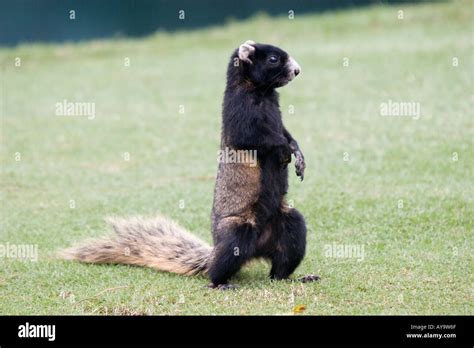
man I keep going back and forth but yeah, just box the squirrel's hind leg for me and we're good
[269,208,307,280]
[208,218,257,288]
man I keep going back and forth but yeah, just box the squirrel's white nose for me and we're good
[287,56,301,79]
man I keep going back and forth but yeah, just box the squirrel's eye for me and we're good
[268,55,279,64]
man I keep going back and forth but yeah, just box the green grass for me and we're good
[0,0,473,315]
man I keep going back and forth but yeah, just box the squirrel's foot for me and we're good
[294,151,306,181]
[206,283,239,290]
[299,274,321,283]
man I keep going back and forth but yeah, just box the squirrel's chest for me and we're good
[259,103,283,131]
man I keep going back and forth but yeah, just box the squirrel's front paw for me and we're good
[295,151,306,180]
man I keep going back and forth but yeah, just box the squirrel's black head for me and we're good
[232,40,301,89]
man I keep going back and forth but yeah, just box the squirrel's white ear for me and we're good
[238,40,256,64]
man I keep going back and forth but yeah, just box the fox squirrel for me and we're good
[61,41,320,289]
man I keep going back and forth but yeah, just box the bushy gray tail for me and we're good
[60,215,212,275]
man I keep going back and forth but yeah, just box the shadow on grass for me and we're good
[1,0,442,46]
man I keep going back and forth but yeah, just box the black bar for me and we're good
[0,316,472,346]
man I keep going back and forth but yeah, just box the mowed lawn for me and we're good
[0,0,472,315]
